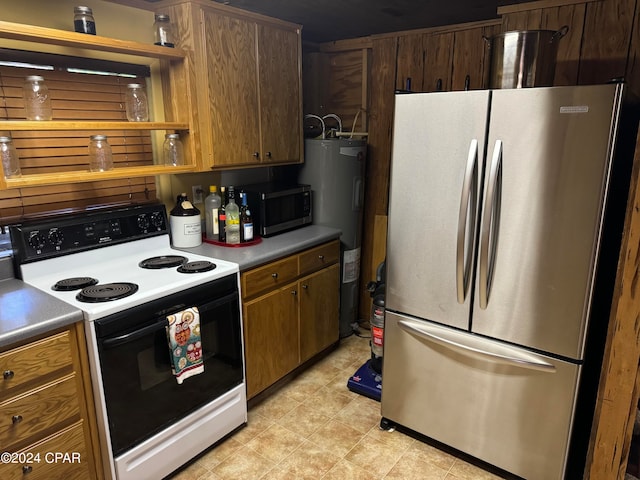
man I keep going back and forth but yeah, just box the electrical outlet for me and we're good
[192,185,203,204]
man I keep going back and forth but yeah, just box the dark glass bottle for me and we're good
[218,186,226,242]
[74,6,96,35]
[240,192,254,242]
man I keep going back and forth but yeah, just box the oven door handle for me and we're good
[102,319,169,348]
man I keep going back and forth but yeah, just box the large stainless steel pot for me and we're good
[485,26,568,88]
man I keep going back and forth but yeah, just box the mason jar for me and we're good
[23,75,53,121]
[89,135,114,172]
[163,133,184,166]
[74,6,96,35]
[153,14,175,48]
[0,136,21,178]
[125,83,149,122]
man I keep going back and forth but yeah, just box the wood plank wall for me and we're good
[303,0,640,477]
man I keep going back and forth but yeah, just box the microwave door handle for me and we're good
[102,319,169,348]
[456,139,479,304]
[479,139,503,309]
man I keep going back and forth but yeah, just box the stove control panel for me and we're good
[11,203,170,263]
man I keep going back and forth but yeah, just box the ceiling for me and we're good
[203,0,530,43]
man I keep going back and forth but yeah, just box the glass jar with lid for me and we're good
[163,133,184,166]
[89,135,113,172]
[23,75,53,121]
[153,14,175,48]
[0,136,21,178]
[125,83,149,122]
[74,6,96,35]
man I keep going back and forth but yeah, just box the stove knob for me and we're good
[28,232,45,251]
[150,212,164,229]
[48,229,64,247]
[137,214,150,231]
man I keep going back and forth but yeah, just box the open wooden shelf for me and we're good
[0,121,190,131]
[0,20,186,60]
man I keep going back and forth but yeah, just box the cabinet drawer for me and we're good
[298,240,340,276]
[0,421,90,480]
[242,256,298,298]
[0,373,80,449]
[0,332,73,396]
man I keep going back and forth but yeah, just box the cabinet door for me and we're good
[203,11,261,167]
[258,23,302,165]
[243,283,299,398]
[422,32,453,92]
[451,28,487,91]
[299,264,340,363]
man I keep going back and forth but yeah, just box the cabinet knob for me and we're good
[271,273,278,278]
[22,465,32,474]
[253,152,260,158]
[12,414,23,424]
[318,255,324,261]
[291,290,297,296]
[3,370,14,380]
[302,284,308,289]
[266,151,272,158]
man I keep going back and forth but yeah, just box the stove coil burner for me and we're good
[139,255,188,269]
[76,282,139,303]
[52,277,99,291]
[177,261,217,273]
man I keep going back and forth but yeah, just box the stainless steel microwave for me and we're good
[242,183,312,237]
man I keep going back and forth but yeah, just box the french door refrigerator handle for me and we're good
[479,139,503,309]
[456,139,479,303]
[398,319,556,372]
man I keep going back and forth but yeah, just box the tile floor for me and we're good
[168,333,505,480]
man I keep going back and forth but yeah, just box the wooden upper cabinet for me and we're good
[422,32,453,92]
[451,25,499,91]
[165,0,303,170]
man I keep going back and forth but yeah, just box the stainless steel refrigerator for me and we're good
[381,84,638,480]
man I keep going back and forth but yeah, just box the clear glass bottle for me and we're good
[23,76,53,121]
[125,84,149,122]
[225,186,240,245]
[74,6,96,35]
[163,133,184,166]
[204,185,222,241]
[0,136,21,178]
[218,186,227,242]
[153,14,175,48]
[89,135,113,172]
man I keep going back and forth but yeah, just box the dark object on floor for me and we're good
[347,359,382,401]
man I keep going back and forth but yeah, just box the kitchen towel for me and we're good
[166,306,204,384]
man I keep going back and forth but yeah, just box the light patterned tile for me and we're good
[232,411,274,445]
[344,435,406,477]
[211,445,275,480]
[307,419,366,457]
[276,403,332,438]
[277,375,325,403]
[304,386,354,418]
[197,437,244,470]
[333,397,381,434]
[403,440,457,471]
[385,451,449,480]
[251,392,302,420]
[275,440,338,479]
[246,423,306,463]
[362,423,414,451]
[168,460,216,479]
[321,459,381,480]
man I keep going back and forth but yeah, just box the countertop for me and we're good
[175,224,342,270]
[0,225,340,349]
[0,277,83,349]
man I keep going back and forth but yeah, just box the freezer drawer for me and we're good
[381,311,580,480]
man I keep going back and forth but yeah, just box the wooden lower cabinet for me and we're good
[0,324,101,479]
[242,240,340,399]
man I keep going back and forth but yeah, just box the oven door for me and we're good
[94,274,243,456]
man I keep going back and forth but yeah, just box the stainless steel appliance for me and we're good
[242,182,312,237]
[299,138,366,337]
[11,204,246,480]
[381,84,638,480]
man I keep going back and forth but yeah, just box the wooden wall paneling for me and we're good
[325,50,365,132]
[540,3,587,85]
[422,32,454,92]
[586,130,640,479]
[302,51,331,116]
[396,34,424,92]
[501,9,543,30]
[451,27,486,90]
[626,0,640,96]
[481,23,502,88]
[358,36,397,323]
[578,0,636,85]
